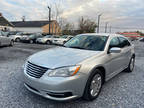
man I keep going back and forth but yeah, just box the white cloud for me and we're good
[0,0,144,32]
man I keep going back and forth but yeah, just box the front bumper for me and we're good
[23,69,87,101]
[36,40,46,44]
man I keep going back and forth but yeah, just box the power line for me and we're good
[100,26,144,30]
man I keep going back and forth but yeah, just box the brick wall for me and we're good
[42,21,61,35]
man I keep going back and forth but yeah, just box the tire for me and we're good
[30,40,33,44]
[83,69,103,101]
[10,40,14,46]
[46,40,51,45]
[15,38,20,42]
[126,56,135,72]
[63,41,67,44]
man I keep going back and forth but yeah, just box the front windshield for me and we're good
[64,35,108,51]
[29,35,35,38]
[0,31,2,36]
[53,36,60,38]
[16,32,22,35]
[61,35,68,38]
[1,32,9,36]
[45,35,52,38]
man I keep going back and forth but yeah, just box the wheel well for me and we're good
[47,40,51,42]
[96,67,106,84]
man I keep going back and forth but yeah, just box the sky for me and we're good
[0,0,144,32]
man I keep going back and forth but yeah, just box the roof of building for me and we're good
[11,20,56,27]
[0,15,14,27]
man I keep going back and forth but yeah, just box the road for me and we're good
[0,42,144,108]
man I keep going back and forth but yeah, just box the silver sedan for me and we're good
[23,33,135,101]
[0,31,14,46]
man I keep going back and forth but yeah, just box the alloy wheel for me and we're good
[90,74,102,97]
[130,58,135,71]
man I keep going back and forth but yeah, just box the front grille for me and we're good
[26,61,48,78]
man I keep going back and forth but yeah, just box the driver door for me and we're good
[106,37,124,79]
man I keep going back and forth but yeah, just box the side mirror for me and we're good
[109,47,121,53]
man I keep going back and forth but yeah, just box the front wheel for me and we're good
[126,56,135,72]
[83,69,103,101]
[10,40,14,46]
[30,40,33,44]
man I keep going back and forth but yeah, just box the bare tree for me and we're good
[53,0,65,34]
[62,22,74,35]
[78,17,97,33]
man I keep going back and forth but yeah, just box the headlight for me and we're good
[48,65,81,77]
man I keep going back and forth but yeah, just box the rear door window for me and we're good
[118,37,131,48]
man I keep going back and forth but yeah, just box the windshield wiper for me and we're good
[69,46,85,49]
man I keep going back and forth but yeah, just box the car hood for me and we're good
[28,47,101,69]
[53,38,67,41]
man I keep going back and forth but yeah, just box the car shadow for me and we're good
[0,45,11,48]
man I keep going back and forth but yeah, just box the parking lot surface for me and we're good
[0,42,144,108]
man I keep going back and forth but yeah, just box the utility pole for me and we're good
[105,22,108,33]
[109,26,112,33]
[48,6,51,35]
[21,16,25,22]
[97,14,102,33]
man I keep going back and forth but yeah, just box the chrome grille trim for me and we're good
[26,61,48,78]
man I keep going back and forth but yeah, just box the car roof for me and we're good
[80,33,124,37]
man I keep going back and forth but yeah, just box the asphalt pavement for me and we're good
[0,42,144,108]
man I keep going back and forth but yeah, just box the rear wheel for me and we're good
[83,69,103,101]
[15,38,20,42]
[126,56,135,72]
[46,40,51,45]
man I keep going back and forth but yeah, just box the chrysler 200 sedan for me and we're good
[23,33,135,101]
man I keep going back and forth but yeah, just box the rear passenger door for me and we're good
[118,37,132,66]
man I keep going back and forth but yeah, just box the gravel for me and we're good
[0,42,144,108]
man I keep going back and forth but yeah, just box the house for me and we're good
[11,20,61,35]
[0,13,14,31]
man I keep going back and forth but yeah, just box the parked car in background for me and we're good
[23,33,135,101]
[21,33,43,43]
[52,35,74,45]
[8,31,19,36]
[36,35,60,45]
[139,38,144,42]
[36,35,53,44]
[10,32,32,42]
[0,31,14,46]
